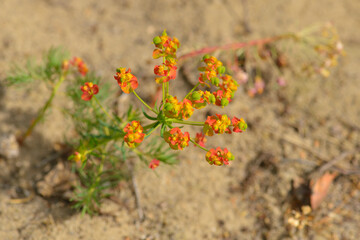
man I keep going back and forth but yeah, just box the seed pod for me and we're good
[153,36,162,45]
[217,66,226,74]
[211,77,219,86]
[221,98,229,107]
[203,54,211,61]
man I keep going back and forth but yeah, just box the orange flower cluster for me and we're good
[152,30,180,60]
[163,95,194,120]
[206,147,234,166]
[203,114,248,136]
[80,82,99,101]
[163,128,190,150]
[203,114,231,136]
[123,121,145,148]
[232,117,247,133]
[153,30,180,83]
[114,68,138,94]
[194,132,206,147]
[62,57,89,76]
[187,55,238,108]
[110,31,248,167]
[149,159,160,169]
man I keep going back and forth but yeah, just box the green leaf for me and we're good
[142,106,157,120]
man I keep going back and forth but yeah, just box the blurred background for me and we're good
[0,0,359,239]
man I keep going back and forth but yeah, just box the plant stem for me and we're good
[183,82,200,101]
[178,34,294,62]
[190,138,209,152]
[170,119,204,126]
[142,122,159,131]
[133,90,157,114]
[145,123,161,137]
[162,82,166,105]
[165,81,169,98]
[21,73,66,143]
[93,95,114,121]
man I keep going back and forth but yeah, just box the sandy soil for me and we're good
[0,0,359,239]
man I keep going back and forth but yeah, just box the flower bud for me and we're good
[210,77,219,86]
[208,94,216,104]
[203,54,211,61]
[164,102,174,111]
[191,91,201,101]
[221,98,229,107]
[217,66,226,74]
[153,36,162,45]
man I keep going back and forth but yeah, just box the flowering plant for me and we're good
[112,30,247,167]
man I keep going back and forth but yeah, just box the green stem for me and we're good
[142,122,159,131]
[165,81,169,98]
[93,95,113,121]
[21,73,66,142]
[170,119,204,126]
[133,90,157,114]
[183,82,200,101]
[190,138,209,152]
[162,83,166,106]
[145,123,161,136]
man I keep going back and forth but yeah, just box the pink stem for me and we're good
[179,35,289,62]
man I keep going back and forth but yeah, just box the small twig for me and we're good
[131,172,145,222]
[280,158,317,167]
[280,134,329,161]
[126,159,145,222]
[310,151,355,178]
[332,167,360,176]
[9,189,35,204]
[338,117,360,131]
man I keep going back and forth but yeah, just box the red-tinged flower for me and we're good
[277,77,286,86]
[203,114,231,136]
[212,90,231,107]
[77,61,89,76]
[123,121,145,148]
[163,128,190,150]
[180,99,194,120]
[80,82,99,101]
[254,76,265,94]
[152,30,180,59]
[187,90,207,109]
[248,88,257,97]
[163,95,182,119]
[198,55,225,86]
[114,68,138,93]
[70,57,88,76]
[203,91,216,105]
[194,132,207,147]
[154,60,178,83]
[205,147,234,166]
[220,74,238,93]
[62,60,69,71]
[233,67,248,84]
[232,117,248,133]
[149,159,160,169]
[73,152,82,162]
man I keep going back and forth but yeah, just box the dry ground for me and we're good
[0,0,359,239]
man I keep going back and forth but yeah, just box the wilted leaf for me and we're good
[310,172,338,209]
